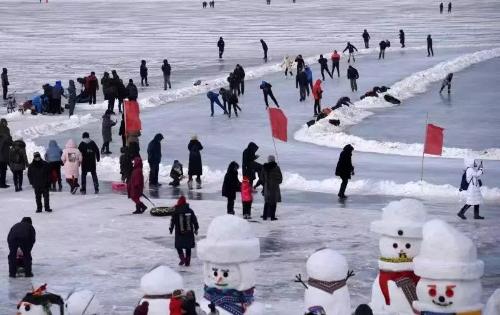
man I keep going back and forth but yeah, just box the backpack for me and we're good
[11,149,23,164]
[459,168,483,191]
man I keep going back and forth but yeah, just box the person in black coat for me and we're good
[242,142,259,184]
[260,39,268,62]
[127,79,138,101]
[427,35,434,57]
[318,55,333,81]
[347,65,359,92]
[27,152,52,212]
[0,120,13,188]
[362,29,370,48]
[161,59,172,90]
[169,196,199,266]
[439,2,444,13]
[294,54,305,88]
[7,217,36,277]
[296,70,308,102]
[335,144,354,199]
[234,64,245,95]
[222,161,241,214]
[261,155,282,220]
[343,42,358,63]
[140,60,149,87]
[1,68,9,100]
[379,40,389,59]
[260,81,279,108]
[78,132,100,194]
[399,30,405,48]
[147,133,163,187]
[217,37,225,59]
[120,146,133,182]
[188,136,203,189]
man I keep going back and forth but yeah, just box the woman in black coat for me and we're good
[222,161,241,214]
[335,144,354,199]
[187,136,203,189]
[261,155,282,221]
[169,196,199,267]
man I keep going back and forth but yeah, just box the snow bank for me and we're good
[295,48,500,160]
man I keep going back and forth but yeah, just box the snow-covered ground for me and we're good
[1,0,500,313]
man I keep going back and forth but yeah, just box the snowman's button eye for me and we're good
[25,304,31,311]
[405,243,411,249]
[398,230,403,236]
[213,271,218,277]
[428,288,437,297]
[393,243,398,248]
[223,271,229,278]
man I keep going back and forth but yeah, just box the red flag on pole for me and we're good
[268,108,288,142]
[124,100,142,134]
[424,124,444,155]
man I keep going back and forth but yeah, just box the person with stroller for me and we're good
[45,140,63,192]
[7,217,36,278]
[28,152,52,213]
[129,156,147,214]
[169,160,184,187]
[9,138,28,192]
[169,196,199,266]
[62,139,82,194]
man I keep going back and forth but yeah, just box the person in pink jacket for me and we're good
[241,176,253,219]
[61,139,82,194]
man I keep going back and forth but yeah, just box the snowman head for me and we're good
[203,262,255,291]
[65,290,101,315]
[16,290,64,315]
[16,302,43,315]
[379,235,421,261]
[140,265,184,295]
[416,278,482,312]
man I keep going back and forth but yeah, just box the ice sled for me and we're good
[149,206,175,217]
[384,94,401,105]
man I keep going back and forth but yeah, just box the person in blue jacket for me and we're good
[304,66,313,91]
[32,95,43,113]
[206,91,228,117]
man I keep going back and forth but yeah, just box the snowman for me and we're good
[65,290,101,314]
[197,215,264,315]
[413,219,484,315]
[16,284,64,315]
[370,199,427,315]
[302,248,353,315]
[485,289,500,315]
[139,265,184,315]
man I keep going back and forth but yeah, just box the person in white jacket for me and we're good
[457,157,484,219]
[61,139,82,194]
[281,55,295,77]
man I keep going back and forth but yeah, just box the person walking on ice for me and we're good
[335,144,355,199]
[343,42,358,63]
[439,73,453,94]
[318,54,333,80]
[399,29,405,48]
[188,136,203,190]
[427,35,434,57]
[169,196,199,266]
[347,65,359,92]
[457,157,484,220]
[217,37,225,59]
[260,81,280,108]
[362,29,370,48]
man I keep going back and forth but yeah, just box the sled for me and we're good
[384,94,401,105]
[150,206,175,217]
[111,181,127,193]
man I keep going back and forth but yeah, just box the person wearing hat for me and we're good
[261,155,282,220]
[8,138,28,192]
[147,133,164,188]
[101,109,117,155]
[187,136,203,189]
[28,152,52,213]
[78,132,100,194]
[7,217,36,277]
[169,196,199,266]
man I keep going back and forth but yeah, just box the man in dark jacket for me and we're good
[85,72,99,105]
[347,65,359,92]
[9,139,28,191]
[161,59,172,90]
[2,68,9,100]
[217,37,225,59]
[140,60,149,87]
[127,79,138,101]
[78,132,100,194]
[343,42,358,63]
[0,119,13,188]
[147,133,163,187]
[242,142,259,184]
[297,70,308,102]
[7,217,36,277]
[294,54,305,88]
[318,54,333,81]
[439,73,453,94]
[335,144,354,199]
[260,39,268,62]
[260,81,279,108]
[222,161,241,214]
[169,196,199,266]
[399,30,405,48]
[379,40,389,59]
[234,64,245,95]
[362,29,370,48]
[261,155,282,221]
[427,35,434,57]
[28,152,52,212]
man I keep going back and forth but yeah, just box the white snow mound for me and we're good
[140,265,184,295]
[306,248,349,281]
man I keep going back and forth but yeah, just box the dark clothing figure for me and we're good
[362,30,370,48]
[260,39,268,61]
[0,119,12,188]
[234,65,245,95]
[295,55,305,73]
[28,153,51,212]
[7,217,36,277]
[126,80,138,101]
[260,81,279,108]
[45,140,63,191]
[222,161,241,214]
[355,304,373,315]
[101,110,116,154]
[399,30,405,48]
[119,119,126,148]
[188,138,203,188]
[147,133,163,187]
[85,73,99,105]
[242,142,259,183]
[134,302,149,315]
[207,91,227,116]
[169,197,199,266]
[219,88,231,111]
[217,37,225,59]
[448,2,452,13]
[1,68,9,100]
[331,51,341,77]
[67,80,77,116]
[427,35,434,56]
[318,55,333,80]
[379,40,389,59]
[162,60,172,90]
[332,97,352,110]
[440,73,453,94]
[117,79,127,113]
[140,60,149,87]
[78,134,100,193]
[129,157,147,214]
[440,2,444,13]
[227,72,238,95]
[9,139,28,192]
[51,81,65,114]
[347,66,359,92]
[343,42,358,63]
[169,160,183,187]
[119,146,133,182]
[227,92,240,118]
[297,70,308,102]
[261,157,282,220]
[335,144,354,198]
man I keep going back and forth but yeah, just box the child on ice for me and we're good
[241,176,253,219]
[169,160,184,187]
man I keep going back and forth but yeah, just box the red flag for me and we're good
[424,124,444,155]
[124,100,142,133]
[268,108,288,142]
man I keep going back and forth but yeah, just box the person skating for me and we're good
[234,64,245,95]
[140,60,149,87]
[126,79,138,101]
[45,140,63,191]
[217,37,225,59]
[67,80,77,117]
[318,54,333,80]
[241,175,253,219]
[331,50,341,77]
[227,72,238,96]
[427,34,434,56]
[9,139,28,192]
[457,158,484,219]
[61,139,82,194]
[222,161,241,215]
[1,68,9,100]
[448,1,452,13]
[399,29,405,48]
[78,132,100,194]
[260,81,279,108]
[362,29,370,48]
[28,152,52,212]
[219,87,230,110]
[439,2,444,13]
[188,136,203,189]
[147,133,164,188]
[227,91,240,118]
[312,79,323,116]
[335,144,354,199]
[129,156,147,214]
[260,39,268,62]
[120,146,133,183]
[169,196,199,266]
[297,69,308,102]
[101,109,117,155]
[343,42,358,63]
[281,55,294,77]
[242,142,259,186]
[0,118,12,188]
[207,91,227,117]
[347,65,359,92]
[85,71,99,105]
[161,59,172,90]
[7,217,36,278]
[378,40,389,59]
[169,160,184,187]
[261,155,282,221]
[439,73,453,94]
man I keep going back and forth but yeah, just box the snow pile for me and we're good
[295,48,500,160]
[140,265,183,295]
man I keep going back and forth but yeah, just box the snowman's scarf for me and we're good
[204,285,255,315]
[307,277,347,294]
[379,270,419,306]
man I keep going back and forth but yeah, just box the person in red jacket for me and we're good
[84,72,99,105]
[312,79,323,116]
[128,156,147,214]
[241,176,253,219]
[169,289,184,315]
[331,50,341,77]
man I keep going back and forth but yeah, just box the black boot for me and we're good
[473,206,484,220]
[457,205,469,220]
[132,204,142,214]
[140,202,148,213]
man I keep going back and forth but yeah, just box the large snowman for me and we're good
[370,199,427,315]
[413,219,484,315]
[197,215,264,315]
[303,248,352,315]
[139,265,184,315]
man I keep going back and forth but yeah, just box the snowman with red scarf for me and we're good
[197,215,264,315]
[370,199,428,314]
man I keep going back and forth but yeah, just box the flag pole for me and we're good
[420,112,429,182]
[267,108,280,164]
